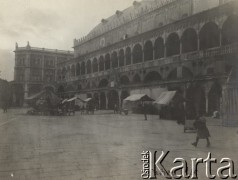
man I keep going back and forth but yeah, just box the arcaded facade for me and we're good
[56,0,237,117]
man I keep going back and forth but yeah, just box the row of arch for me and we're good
[58,15,238,80]
[71,67,192,90]
[90,82,222,117]
[58,81,222,117]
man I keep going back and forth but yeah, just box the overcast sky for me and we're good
[0,0,135,80]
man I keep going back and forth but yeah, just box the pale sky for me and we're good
[0,0,135,80]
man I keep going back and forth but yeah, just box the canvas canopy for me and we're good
[25,91,45,100]
[61,99,68,104]
[123,94,154,102]
[84,98,92,102]
[67,97,77,102]
[153,91,176,105]
[26,90,61,107]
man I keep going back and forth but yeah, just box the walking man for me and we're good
[192,116,211,147]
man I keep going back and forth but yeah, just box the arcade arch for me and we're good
[99,92,106,109]
[99,56,104,71]
[98,79,109,88]
[133,44,143,64]
[120,75,130,85]
[86,60,91,74]
[81,62,85,75]
[76,63,80,76]
[119,49,124,67]
[144,40,153,61]
[181,28,198,53]
[144,71,162,83]
[112,51,118,68]
[199,22,220,50]
[133,74,141,84]
[125,47,132,65]
[107,90,119,109]
[166,33,180,56]
[105,53,111,70]
[93,58,98,73]
[222,15,238,45]
[154,37,164,59]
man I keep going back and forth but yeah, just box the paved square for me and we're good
[0,109,237,179]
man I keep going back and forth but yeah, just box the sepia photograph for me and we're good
[0,0,238,179]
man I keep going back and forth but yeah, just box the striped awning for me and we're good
[153,91,176,105]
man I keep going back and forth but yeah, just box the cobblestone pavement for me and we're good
[0,109,237,180]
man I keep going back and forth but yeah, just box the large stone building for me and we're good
[56,0,238,117]
[13,42,73,106]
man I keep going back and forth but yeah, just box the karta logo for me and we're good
[141,151,237,179]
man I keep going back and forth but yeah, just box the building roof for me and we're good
[14,42,74,55]
[85,0,174,40]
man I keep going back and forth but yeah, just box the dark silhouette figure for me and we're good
[143,102,147,120]
[175,103,185,125]
[192,116,211,147]
[114,104,118,114]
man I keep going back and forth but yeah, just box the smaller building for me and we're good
[0,79,12,109]
[12,42,73,106]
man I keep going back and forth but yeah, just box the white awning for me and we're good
[84,98,92,102]
[123,94,154,102]
[25,91,45,100]
[67,97,77,102]
[153,91,176,105]
[61,99,68,104]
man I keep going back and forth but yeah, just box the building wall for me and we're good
[56,0,238,117]
[13,43,73,106]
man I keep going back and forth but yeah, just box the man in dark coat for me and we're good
[175,103,185,125]
[192,116,211,147]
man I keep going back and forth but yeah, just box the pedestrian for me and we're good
[192,116,211,147]
[114,104,118,114]
[143,102,147,120]
[81,105,85,115]
[175,103,185,125]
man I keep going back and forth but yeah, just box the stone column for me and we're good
[180,42,182,54]
[118,89,122,108]
[98,93,101,110]
[205,88,209,115]
[105,91,108,109]
[23,83,29,107]
[197,36,200,51]
[219,29,222,47]
[124,49,126,66]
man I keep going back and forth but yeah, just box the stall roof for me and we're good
[154,91,176,105]
[84,98,92,102]
[25,91,45,100]
[61,99,68,104]
[123,94,154,102]
[67,97,77,102]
